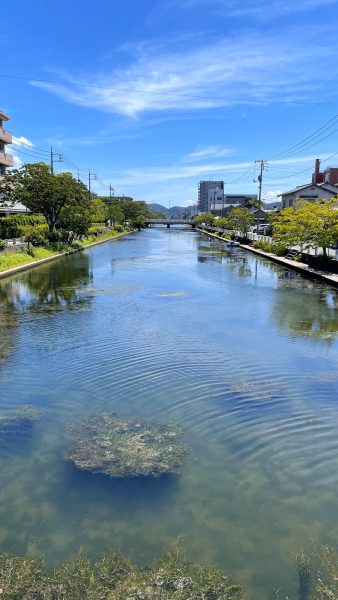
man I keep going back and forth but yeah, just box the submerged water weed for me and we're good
[0,405,43,434]
[66,413,189,478]
[0,547,246,599]
[296,545,338,600]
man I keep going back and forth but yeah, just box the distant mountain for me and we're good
[264,201,281,209]
[148,203,193,217]
[148,203,169,216]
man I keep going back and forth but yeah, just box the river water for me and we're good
[1,228,338,598]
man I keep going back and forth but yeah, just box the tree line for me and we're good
[194,199,338,258]
[0,163,154,245]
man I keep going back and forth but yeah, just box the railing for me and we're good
[0,127,12,144]
[0,151,13,167]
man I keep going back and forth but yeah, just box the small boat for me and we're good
[226,240,240,248]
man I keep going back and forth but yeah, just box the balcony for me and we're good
[0,152,13,167]
[0,127,12,144]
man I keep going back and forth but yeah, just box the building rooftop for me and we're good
[0,110,10,121]
[279,182,338,196]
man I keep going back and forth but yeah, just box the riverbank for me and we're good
[197,227,338,289]
[0,229,132,281]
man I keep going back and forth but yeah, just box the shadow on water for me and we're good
[54,462,180,513]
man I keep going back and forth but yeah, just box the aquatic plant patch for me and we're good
[0,405,43,434]
[0,546,245,599]
[66,413,189,478]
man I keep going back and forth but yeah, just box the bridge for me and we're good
[145,218,196,228]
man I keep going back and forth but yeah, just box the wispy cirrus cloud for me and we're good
[167,0,338,20]
[30,25,338,118]
[109,153,324,187]
[185,146,232,162]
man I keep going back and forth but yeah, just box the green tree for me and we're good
[58,202,92,243]
[90,199,109,224]
[107,200,124,227]
[226,207,253,237]
[0,163,88,235]
[193,212,214,225]
[273,199,338,258]
[120,200,152,225]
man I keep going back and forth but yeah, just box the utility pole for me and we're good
[109,182,114,201]
[88,169,97,199]
[50,146,63,174]
[255,160,266,235]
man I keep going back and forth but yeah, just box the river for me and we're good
[1,228,338,598]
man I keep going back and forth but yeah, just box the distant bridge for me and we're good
[145,218,196,228]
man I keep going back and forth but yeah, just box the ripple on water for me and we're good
[1,229,338,600]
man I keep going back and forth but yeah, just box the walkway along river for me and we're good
[1,227,338,599]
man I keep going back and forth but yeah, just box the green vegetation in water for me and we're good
[0,405,43,434]
[296,545,338,600]
[66,413,190,478]
[0,545,245,599]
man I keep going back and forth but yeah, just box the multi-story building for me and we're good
[207,187,224,212]
[0,110,13,178]
[198,181,224,212]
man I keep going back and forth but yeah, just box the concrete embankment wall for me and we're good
[197,227,338,290]
[0,231,132,282]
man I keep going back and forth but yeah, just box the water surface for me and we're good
[1,228,338,599]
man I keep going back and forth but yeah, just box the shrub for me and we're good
[115,224,124,232]
[252,240,274,252]
[252,240,288,256]
[0,240,6,251]
[88,225,105,236]
[19,224,48,246]
[0,214,46,239]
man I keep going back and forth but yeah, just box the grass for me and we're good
[0,229,129,273]
[0,545,246,599]
[79,229,120,247]
[66,412,190,478]
[0,247,58,272]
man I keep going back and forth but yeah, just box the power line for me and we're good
[265,114,338,161]
[1,71,338,106]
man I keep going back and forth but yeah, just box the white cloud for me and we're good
[109,154,322,187]
[30,26,338,117]
[9,136,34,169]
[95,152,325,206]
[12,135,34,148]
[185,146,232,162]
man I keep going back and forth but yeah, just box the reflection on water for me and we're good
[1,230,338,599]
[272,273,338,341]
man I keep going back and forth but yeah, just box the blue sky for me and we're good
[2,0,338,206]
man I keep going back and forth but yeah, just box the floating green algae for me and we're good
[66,413,189,478]
[0,405,43,434]
[0,545,245,599]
